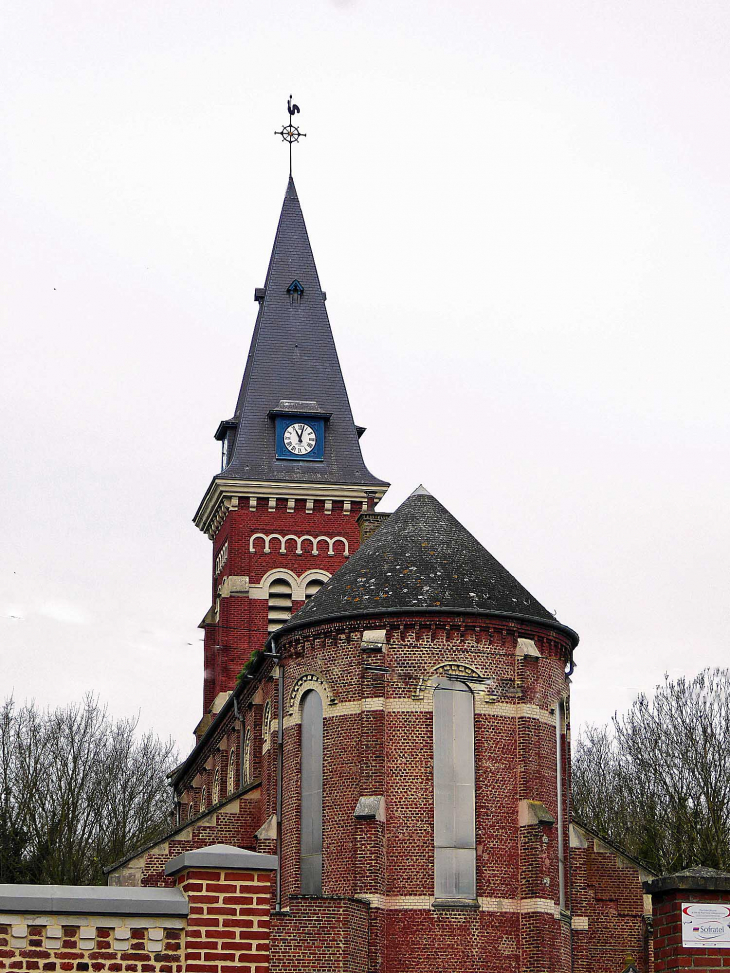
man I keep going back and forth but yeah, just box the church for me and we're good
[99,174,657,972]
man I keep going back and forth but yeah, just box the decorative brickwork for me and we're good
[0,917,184,973]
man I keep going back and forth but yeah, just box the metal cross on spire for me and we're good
[275,95,306,176]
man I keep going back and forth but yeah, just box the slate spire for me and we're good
[219,177,387,489]
[279,488,579,644]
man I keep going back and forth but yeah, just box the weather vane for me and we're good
[275,95,306,176]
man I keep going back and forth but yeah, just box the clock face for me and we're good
[283,422,317,456]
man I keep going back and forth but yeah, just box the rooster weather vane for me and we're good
[275,95,306,176]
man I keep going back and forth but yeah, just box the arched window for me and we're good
[228,749,236,795]
[242,728,252,784]
[304,578,325,600]
[200,786,207,811]
[433,678,476,899]
[300,690,324,895]
[268,578,293,632]
[188,801,195,821]
[262,701,271,740]
[212,769,220,806]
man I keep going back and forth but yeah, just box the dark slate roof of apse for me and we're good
[219,177,387,488]
[277,486,578,644]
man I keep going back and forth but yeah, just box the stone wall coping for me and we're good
[165,843,278,876]
[644,866,730,895]
[0,884,188,916]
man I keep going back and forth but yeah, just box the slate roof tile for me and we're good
[279,486,578,644]
[220,177,387,488]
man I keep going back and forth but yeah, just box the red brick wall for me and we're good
[269,897,369,973]
[272,613,573,973]
[202,498,363,712]
[569,825,653,973]
[177,867,272,973]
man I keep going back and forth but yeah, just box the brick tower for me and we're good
[193,176,389,730]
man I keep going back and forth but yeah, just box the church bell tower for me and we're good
[193,177,389,727]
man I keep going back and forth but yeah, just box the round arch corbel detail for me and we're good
[413,661,492,701]
[288,672,337,716]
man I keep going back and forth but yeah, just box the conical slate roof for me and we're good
[222,177,386,488]
[280,486,578,644]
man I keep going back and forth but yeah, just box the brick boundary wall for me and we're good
[645,868,730,972]
[0,916,184,973]
[0,846,276,973]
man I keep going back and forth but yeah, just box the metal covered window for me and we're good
[433,678,476,899]
[300,689,323,895]
[268,578,293,632]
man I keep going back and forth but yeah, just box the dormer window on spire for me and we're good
[287,279,304,306]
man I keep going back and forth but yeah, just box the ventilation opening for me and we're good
[304,578,326,601]
[268,578,293,632]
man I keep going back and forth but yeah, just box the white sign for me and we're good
[682,903,730,948]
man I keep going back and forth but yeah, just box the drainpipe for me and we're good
[564,695,575,973]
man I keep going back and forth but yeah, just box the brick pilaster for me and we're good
[165,845,276,973]
[646,868,730,972]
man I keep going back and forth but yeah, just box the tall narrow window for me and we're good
[212,769,220,805]
[268,579,293,632]
[304,578,325,601]
[242,728,252,784]
[300,690,323,895]
[227,749,236,795]
[433,678,476,899]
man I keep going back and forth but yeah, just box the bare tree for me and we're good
[0,695,177,885]
[573,668,730,875]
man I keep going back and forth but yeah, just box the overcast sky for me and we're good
[2,0,728,755]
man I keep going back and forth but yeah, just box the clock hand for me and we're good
[297,425,304,443]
